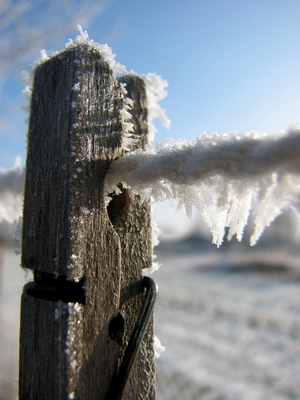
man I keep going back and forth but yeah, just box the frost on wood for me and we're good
[20,25,127,125]
[66,26,171,146]
[65,25,127,75]
[154,335,165,359]
[142,73,170,142]
[5,27,170,259]
[106,128,300,246]
[118,82,136,152]
[142,213,162,276]
[20,26,168,152]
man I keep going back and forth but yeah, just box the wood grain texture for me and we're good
[109,75,156,399]
[22,45,123,280]
[19,289,79,399]
[20,47,155,399]
[20,45,123,399]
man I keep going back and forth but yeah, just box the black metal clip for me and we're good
[107,276,157,400]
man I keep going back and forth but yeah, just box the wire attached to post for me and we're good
[107,276,157,400]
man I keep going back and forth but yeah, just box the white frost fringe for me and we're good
[66,25,127,74]
[5,129,300,248]
[142,73,170,142]
[106,127,300,246]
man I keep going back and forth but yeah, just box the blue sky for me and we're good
[1,0,300,239]
[1,1,300,169]
[89,1,300,137]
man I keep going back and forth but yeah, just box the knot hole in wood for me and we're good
[107,188,131,230]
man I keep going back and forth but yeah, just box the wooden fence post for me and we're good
[19,44,155,399]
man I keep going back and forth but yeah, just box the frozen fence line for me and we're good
[2,26,300,247]
[0,158,24,225]
[2,129,300,247]
[106,128,300,246]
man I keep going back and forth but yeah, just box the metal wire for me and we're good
[108,276,157,400]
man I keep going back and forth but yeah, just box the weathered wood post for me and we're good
[19,43,155,399]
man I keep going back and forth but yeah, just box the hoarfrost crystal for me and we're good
[142,73,170,142]
[106,128,300,246]
[66,25,127,75]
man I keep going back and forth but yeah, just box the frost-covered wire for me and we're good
[0,158,24,225]
[106,128,300,246]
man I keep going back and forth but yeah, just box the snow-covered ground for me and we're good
[154,245,300,400]
[0,247,25,400]
[1,244,300,400]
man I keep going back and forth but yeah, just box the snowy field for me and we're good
[1,244,300,400]
[0,247,24,400]
[154,244,300,400]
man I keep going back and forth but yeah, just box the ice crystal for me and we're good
[106,128,300,246]
[65,25,127,75]
[142,73,170,142]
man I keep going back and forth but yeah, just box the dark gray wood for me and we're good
[109,75,156,399]
[19,290,74,399]
[20,45,123,399]
[22,45,123,281]
[20,46,155,399]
